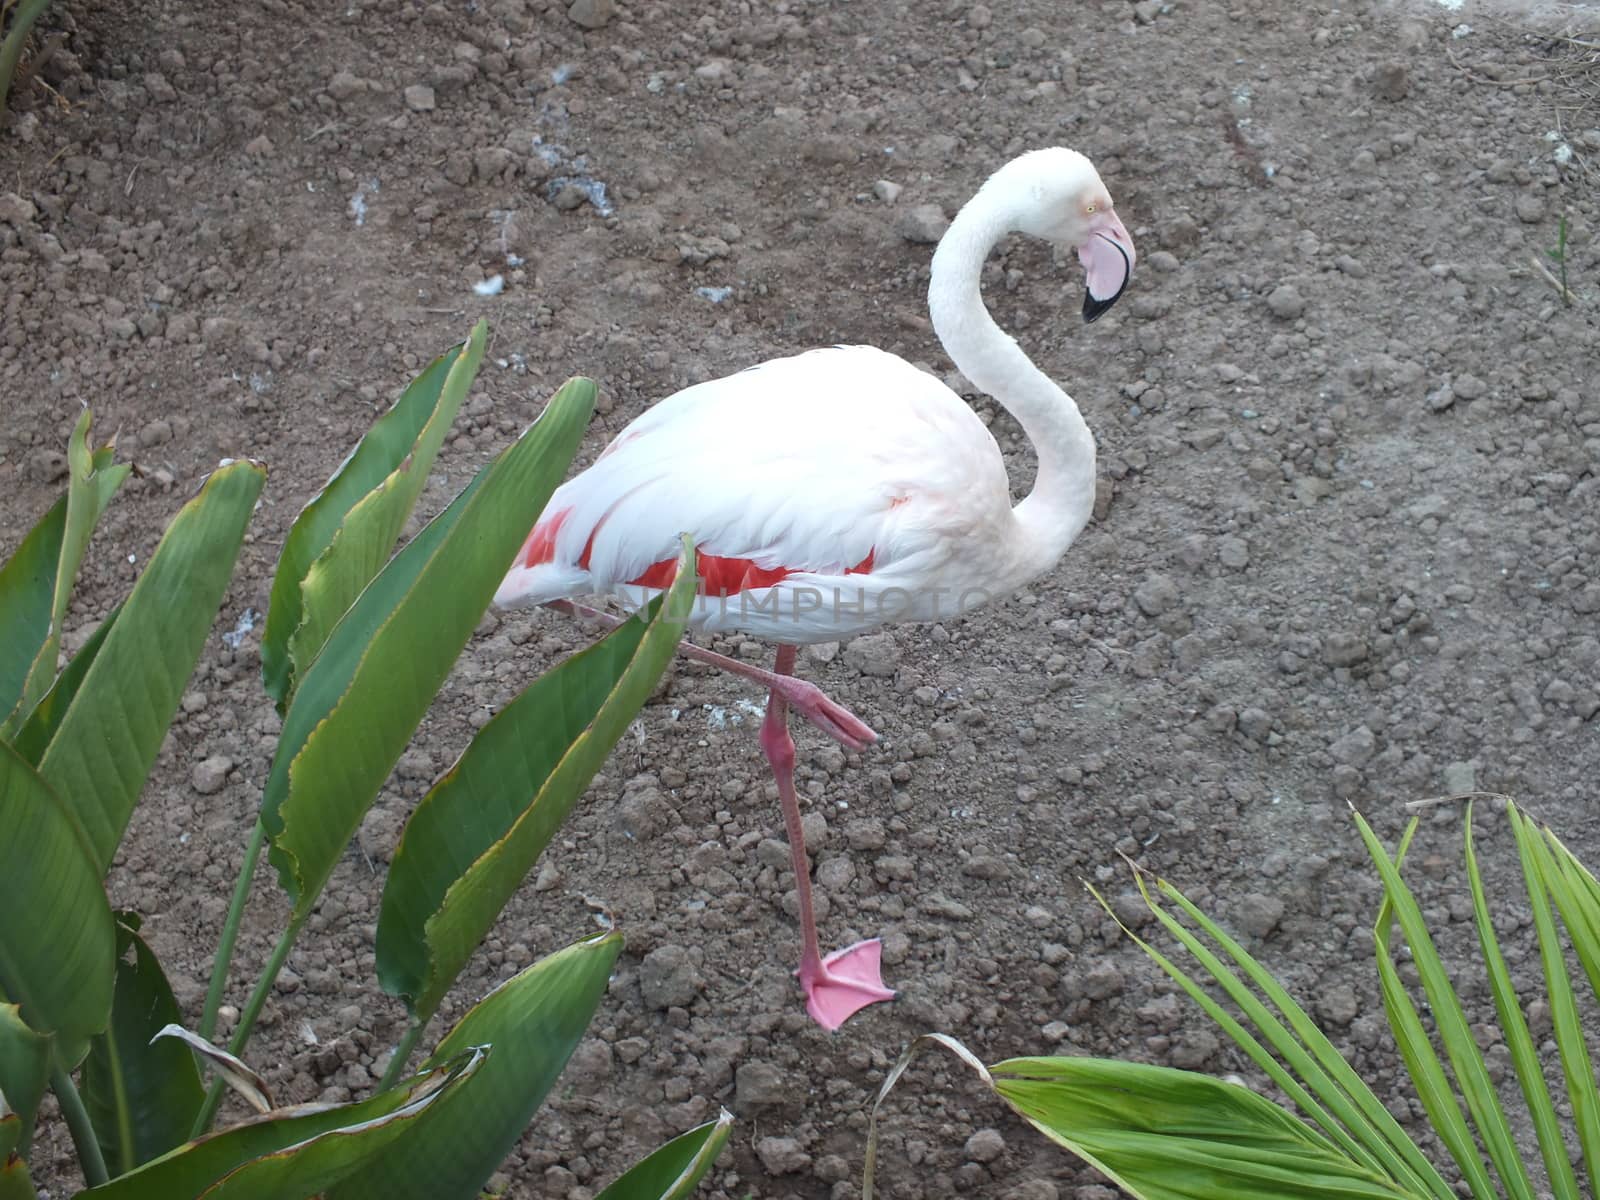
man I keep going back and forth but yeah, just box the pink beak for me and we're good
[1078,210,1136,323]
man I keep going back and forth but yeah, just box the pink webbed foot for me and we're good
[798,939,896,1032]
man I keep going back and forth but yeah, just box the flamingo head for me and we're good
[993,147,1137,323]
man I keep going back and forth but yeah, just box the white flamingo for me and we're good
[497,147,1135,1031]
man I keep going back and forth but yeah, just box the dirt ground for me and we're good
[4,0,1599,1196]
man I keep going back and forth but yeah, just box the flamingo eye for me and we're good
[1085,203,1096,214]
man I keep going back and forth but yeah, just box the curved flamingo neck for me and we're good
[927,189,1097,576]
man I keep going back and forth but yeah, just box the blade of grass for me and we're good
[1538,826,1600,1002]
[1462,803,1580,1199]
[1512,809,1600,1190]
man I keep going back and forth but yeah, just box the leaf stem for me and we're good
[377,1017,430,1092]
[199,819,267,1043]
[189,904,310,1137]
[51,1060,108,1188]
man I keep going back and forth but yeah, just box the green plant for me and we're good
[1546,212,1573,306]
[0,323,731,1199]
[865,800,1599,1199]
[0,0,54,125]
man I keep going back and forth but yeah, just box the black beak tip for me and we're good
[1082,291,1118,323]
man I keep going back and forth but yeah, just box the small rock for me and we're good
[1515,193,1544,224]
[567,0,615,29]
[1322,632,1369,667]
[139,418,173,447]
[735,1061,788,1108]
[0,192,37,227]
[639,944,701,1009]
[1319,983,1359,1025]
[1238,707,1272,740]
[756,1135,810,1175]
[1170,1030,1220,1069]
[967,4,993,29]
[896,203,949,244]
[845,633,897,678]
[1329,725,1377,767]
[1373,61,1410,101]
[873,179,903,204]
[964,1127,1005,1163]
[403,84,436,112]
[1133,573,1179,617]
[1217,536,1250,569]
[328,69,363,99]
[1442,761,1476,793]
[191,756,233,795]
[1133,0,1162,23]
[1234,892,1285,937]
[243,135,274,157]
[1081,960,1124,1000]
[1266,284,1305,320]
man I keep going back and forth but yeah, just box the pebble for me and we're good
[638,944,701,1009]
[1234,892,1285,937]
[1218,536,1249,569]
[1133,573,1179,617]
[1329,725,1377,767]
[896,203,949,244]
[1133,0,1162,23]
[1322,632,1369,667]
[403,84,436,112]
[1266,284,1305,320]
[1319,983,1359,1025]
[873,179,903,204]
[755,1135,810,1175]
[963,1127,1005,1163]
[328,70,363,100]
[1373,62,1410,101]
[967,4,993,29]
[735,1060,788,1108]
[568,0,615,29]
[845,633,897,677]
[1442,761,1476,793]
[1515,194,1544,224]
[0,192,37,227]
[191,756,233,795]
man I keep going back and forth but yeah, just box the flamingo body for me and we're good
[496,346,1016,641]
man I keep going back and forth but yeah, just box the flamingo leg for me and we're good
[760,644,895,1031]
[545,600,878,751]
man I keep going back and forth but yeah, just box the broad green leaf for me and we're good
[8,603,120,767]
[378,543,694,1023]
[1464,806,1581,1200]
[594,1110,733,1200]
[0,1144,36,1200]
[989,1057,1419,1200]
[0,1005,49,1155]
[82,1048,482,1200]
[0,741,114,1046]
[263,326,484,712]
[0,423,126,733]
[81,916,206,1176]
[1357,813,1533,1200]
[1512,810,1600,1189]
[262,378,595,920]
[329,930,622,1200]
[37,460,266,873]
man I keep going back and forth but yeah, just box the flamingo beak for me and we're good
[1078,210,1136,323]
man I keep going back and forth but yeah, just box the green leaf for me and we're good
[989,1057,1420,1200]
[0,1144,37,1200]
[0,741,114,1047]
[1091,873,1450,1199]
[377,541,694,1023]
[262,326,484,713]
[329,930,622,1200]
[36,460,265,873]
[81,915,206,1176]
[1464,806,1581,1200]
[8,603,120,767]
[1511,810,1600,1190]
[0,1004,50,1156]
[262,378,595,920]
[594,1111,733,1200]
[0,419,127,734]
[81,1049,482,1200]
